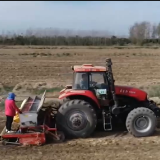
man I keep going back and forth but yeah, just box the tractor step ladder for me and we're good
[102,110,112,131]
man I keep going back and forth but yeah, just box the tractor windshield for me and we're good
[72,72,106,90]
[89,72,106,89]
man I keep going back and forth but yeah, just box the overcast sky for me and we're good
[0,1,160,36]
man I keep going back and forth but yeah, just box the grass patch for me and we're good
[19,52,52,57]
[3,85,14,92]
[148,85,160,97]
[114,46,124,49]
[16,101,22,107]
[132,53,137,56]
[56,53,72,57]
[139,86,144,90]
[33,87,64,95]
[0,101,4,110]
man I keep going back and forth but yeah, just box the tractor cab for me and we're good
[72,66,110,106]
[71,59,117,106]
[60,59,118,114]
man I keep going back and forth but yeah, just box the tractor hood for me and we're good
[59,85,147,102]
[115,85,147,101]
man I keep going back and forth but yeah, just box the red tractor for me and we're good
[56,58,160,138]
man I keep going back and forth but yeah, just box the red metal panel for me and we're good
[2,125,57,146]
[115,85,147,101]
[59,90,100,108]
[2,132,42,138]
[73,65,106,72]
[19,133,46,145]
[22,98,34,112]
[19,125,57,131]
[2,132,46,145]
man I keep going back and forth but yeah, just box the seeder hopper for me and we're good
[0,91,65,146]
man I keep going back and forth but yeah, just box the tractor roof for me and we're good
[72,64,107,72]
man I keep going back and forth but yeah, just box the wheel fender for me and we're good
[59,90,100,108]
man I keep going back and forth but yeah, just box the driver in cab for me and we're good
[80,73,88,89]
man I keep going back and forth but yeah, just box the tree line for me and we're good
[0,21,160,46]
[129,21,160,45]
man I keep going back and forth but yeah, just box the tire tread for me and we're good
[126,107,157,137]
[56,99,97,138]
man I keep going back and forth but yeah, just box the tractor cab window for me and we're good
[72,72,108,90]
[73,72,89,90]
[89,72,107,89]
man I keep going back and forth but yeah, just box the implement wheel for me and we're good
[52,131,65,143]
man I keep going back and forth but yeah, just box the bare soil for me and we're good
[1,46,160,159]
[1,117,160,160]
[1,45,160,88]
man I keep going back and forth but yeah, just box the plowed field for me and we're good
[1,45,160,160]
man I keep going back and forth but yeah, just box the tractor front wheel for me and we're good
[126,107,157,137]
[56,99,97,138]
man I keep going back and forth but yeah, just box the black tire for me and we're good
[126,107,157,137]
[56,99,97,138]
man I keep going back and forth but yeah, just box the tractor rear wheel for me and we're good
[126,107,157,137]
[56,99,97,138]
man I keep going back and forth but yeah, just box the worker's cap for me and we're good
[7,92,16,100]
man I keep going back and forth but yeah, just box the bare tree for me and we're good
[143,21,151,39]
[151,24,157,39]
[129,21,152,44]
[156,23,160,39]
[25,28,33,45]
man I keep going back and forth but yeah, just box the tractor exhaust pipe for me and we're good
[106,58,119,115]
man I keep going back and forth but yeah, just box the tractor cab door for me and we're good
[89,72,109,107]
